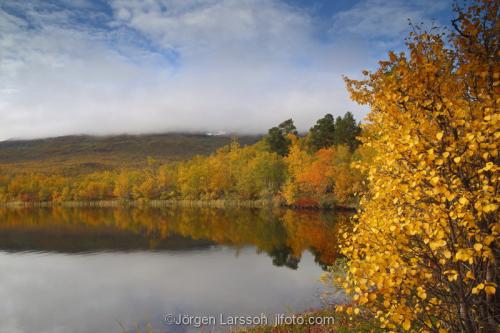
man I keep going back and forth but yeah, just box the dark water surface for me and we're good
[0,207,347,333]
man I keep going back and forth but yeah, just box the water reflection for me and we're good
[0,207,348,268]
[0,207,349,333]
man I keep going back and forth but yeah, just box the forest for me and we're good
[0,112,367,208]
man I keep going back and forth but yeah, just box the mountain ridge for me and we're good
[0,132,261,175]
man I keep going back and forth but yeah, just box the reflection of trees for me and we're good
[0,207,350,269]
[269,246,300,270]
[281,210,349,268]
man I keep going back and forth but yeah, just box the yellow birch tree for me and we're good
[340,1,498,332]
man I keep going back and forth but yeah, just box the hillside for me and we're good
[0,133,261,175]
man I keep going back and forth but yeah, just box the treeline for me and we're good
[0,112,369,207]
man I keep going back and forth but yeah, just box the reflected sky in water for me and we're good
[0,207,347,332]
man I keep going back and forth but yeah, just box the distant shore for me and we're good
[0,199,357,211]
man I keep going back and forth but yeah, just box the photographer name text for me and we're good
[164,313,335,327]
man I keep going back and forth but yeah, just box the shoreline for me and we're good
[0,199,357,211]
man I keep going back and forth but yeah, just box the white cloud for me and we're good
[110,0,313,60]
[330,0,451,50]
[0,0,451,140]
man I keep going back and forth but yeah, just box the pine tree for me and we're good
[266,118,298,156]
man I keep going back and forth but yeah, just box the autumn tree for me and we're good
[339,1,499,332]
[284,137,363,207]
[282,134,314,205]
[328,144,363,206]
[157,164,178,199]
[235,149,286,199]
[132,176,157,199]
[177,156,211,199]
[113,171,133,200]
[77,172,114,201]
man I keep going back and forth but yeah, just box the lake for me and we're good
[0,207,348,333]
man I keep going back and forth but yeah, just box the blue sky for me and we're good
[0,0,454,139]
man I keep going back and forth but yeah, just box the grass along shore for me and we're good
[0,199,357,210]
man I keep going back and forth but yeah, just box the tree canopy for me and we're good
[308,113,336,151]
[266,118,298,156]
[308,112,361,152]
[338,1,499,332]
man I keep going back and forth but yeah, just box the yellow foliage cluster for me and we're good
[0,132,368,207]
[340,1,499,332]
[0,141,287,202]
[176,140,286,200]
[282,135,365,207]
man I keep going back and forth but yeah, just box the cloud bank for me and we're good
[0,0,452,140]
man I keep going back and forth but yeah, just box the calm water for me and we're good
[0,207,347,333]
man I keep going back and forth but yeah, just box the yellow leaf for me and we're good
[430,240,446,250]
[484,162,493,171]
[403,319,411,330]
[485,285,496,295]
[417,287,427,300]
[446,271,458,281]
[483,204,498,212]
[436,132,444,140]
[445,192,456,201]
